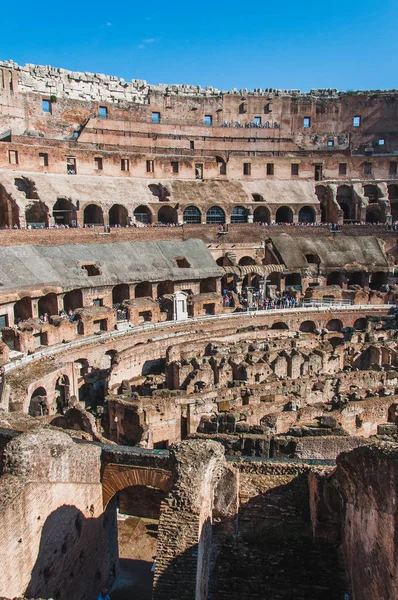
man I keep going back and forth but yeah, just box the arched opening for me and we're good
[25,202,49,227]
[238,256,257,266]
[327,272,344,287]
[109,204,129,227]
[347,272,364,287]
[200,278,217,293]
[134,205,152,225]
[38,293,58,318]
[216,156,227,175]
[370,272,388,290]
[300,320,317,333]
[253,206,270,224]
[231,206,248,223]
[206,206,225,224]
[158,205,177,224]
[363,184,380,203]
[336,186,355,222]
[298,206,315,223]
[216,256,233,267]
[326,319,343,332]
[29,387,49,416]
[63,289,83,312]
[267,272,281,290]
[388,185,398,222]
[101,467,172,599]
[275,206,293,223]
[135,282,153,298]
[366,204,385,223]
[55,375,70,413]
[0,184,19,228]
[272,322,289,330]
[183,206,201,224]
[83,204,104,226]
[354,318,367,330]
[14,297,32,323]
[221,273,237,292]
[112,284,130,305]
[53,198,77,226]
[252,194,264,202]
[157,281,174,297]
[285,273,302,290]
[243,273,262,289]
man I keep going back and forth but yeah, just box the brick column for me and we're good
[153,440,225,600]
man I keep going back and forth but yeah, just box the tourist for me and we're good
[97,589,111,600]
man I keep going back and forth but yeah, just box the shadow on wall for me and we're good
[24,501,118,600]
[154,475,348,600]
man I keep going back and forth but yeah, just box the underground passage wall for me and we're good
[0,429,118,600]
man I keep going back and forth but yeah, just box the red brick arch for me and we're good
[101,463,173,508]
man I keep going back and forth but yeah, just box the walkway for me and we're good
[3,302,392,374]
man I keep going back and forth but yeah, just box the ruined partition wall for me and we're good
[0,429,118,600]
[310,444,398,600]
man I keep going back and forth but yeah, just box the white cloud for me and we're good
[138,37,160,49]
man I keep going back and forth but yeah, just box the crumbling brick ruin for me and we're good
[0,60,398,600]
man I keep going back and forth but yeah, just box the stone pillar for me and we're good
[31,298,39,319]
[153,440,225,600]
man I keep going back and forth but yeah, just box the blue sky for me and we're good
[1,0,397,91]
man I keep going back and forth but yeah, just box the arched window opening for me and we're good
[29,387,49,416]
[354,318,367,330]
[216,156,227,175]
[109,204,129,227]
[183,206,201,224]
[25,202,49,228]
[252,194,264,202]
[298,206,315,223]
[53,198,77,226]
[253,206,270,224]
[370,272,388,290]
[14,297,33,323]
[231,206,248,223]
[300,320,316,333]
[38,293,58,318]
[271,322,289,330]
[83,204,104,226]
[285,273,302,289]
[158,205,177,224]
[275,206,293,223]
[326,272,344,287]
[0,185,19,228]
[55,375,70,413]
[388,185,398,222]
[112,284,130,305]
[336,186,355,222]
[135,281,153,298]
[363,184,380,203]
[157,281,174,297]
[206,206,225,225]
[134,205,152,225]
[348,272,364,287]
[238,256,257,266]
[366,204,385,224]
[63,289,83,312]
[216,256,233,267]
[326,319,343,332]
